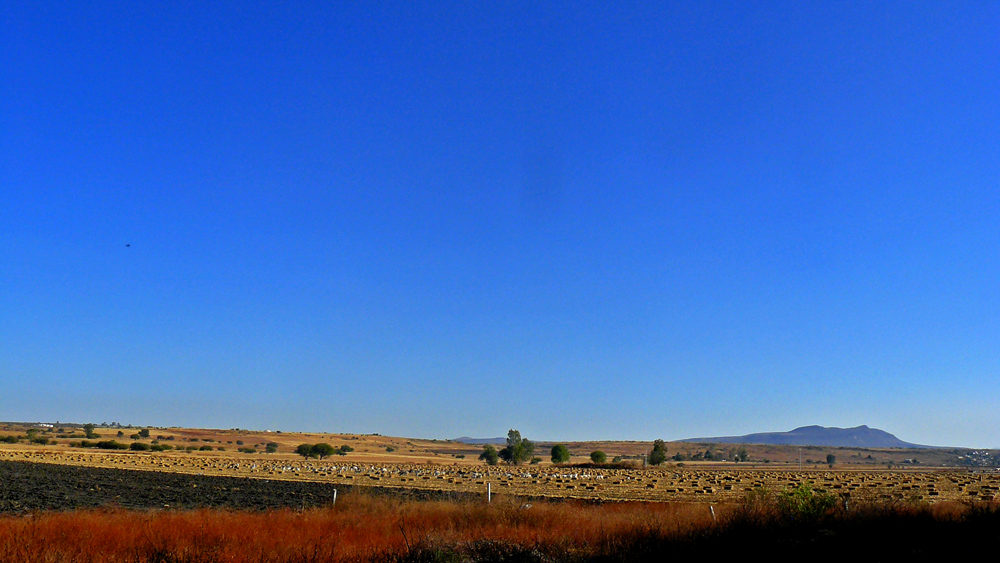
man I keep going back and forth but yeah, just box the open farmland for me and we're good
[3,459,1000,562]
[3,446,999,506]
[3,424,998,506]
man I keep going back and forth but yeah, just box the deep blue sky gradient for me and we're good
[2,2,998,446]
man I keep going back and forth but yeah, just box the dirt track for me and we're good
[0,460,477,513]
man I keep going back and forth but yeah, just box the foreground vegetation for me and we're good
[0,487,997,562]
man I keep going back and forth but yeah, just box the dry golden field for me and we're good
[2,424,997,505]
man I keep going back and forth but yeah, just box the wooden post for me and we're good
[333,489,337,505]
[488,482,491,503]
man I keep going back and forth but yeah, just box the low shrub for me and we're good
[96,440,128,450]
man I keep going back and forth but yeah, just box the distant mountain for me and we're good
[452,436,507,445]
[680,425,934,449]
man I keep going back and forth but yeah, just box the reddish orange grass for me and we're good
[0,495,720,562]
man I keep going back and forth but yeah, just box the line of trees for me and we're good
[481,433,674,467]
[479,430,536,466]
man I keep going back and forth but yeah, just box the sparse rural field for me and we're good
[1,459,999,562]
[3,424,1000,561]
[2,424,999,505]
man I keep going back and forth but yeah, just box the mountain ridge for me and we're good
[680,425,936,448]
[452,436,507,445]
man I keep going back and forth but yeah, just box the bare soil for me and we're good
[0,460,476,513]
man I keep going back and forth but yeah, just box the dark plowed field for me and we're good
[0,460,477,512]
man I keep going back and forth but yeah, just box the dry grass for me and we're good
[1,491,998,562]
[0,495,712,563]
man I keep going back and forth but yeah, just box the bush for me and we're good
[238,447,257,454]
[199,445,214,451]
[150,444,172,452]
[0,436,18,444]
[590,451,607,464]
[130,442,151,451]
[265,442,279,453]
[386,446,396,452]
[30,437,50,445]
[648,439,667,466]
[777,484,838,521]
[339,445,354,453]
[236,440,244,446]
[96,440,128,450]
[479,445,499,466]
[551,444,570,464]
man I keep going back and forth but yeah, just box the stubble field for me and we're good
[3,423,1000,562]
[1,459,999,562]
[3,446,998,505]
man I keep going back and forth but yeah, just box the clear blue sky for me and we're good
[2,2,998,447]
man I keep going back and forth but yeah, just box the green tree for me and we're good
[648,439,668,466]
[498,429,535,465]
[735,446,749,463]
[295,443,314,458]
[265,442,279,453]
[83,424,97,439]
[479,444,499,465]
[311,443,336,459]
[139,428,150,438]
[826,453,836,467]
[590,450,607,464]
[550,444,570,464]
